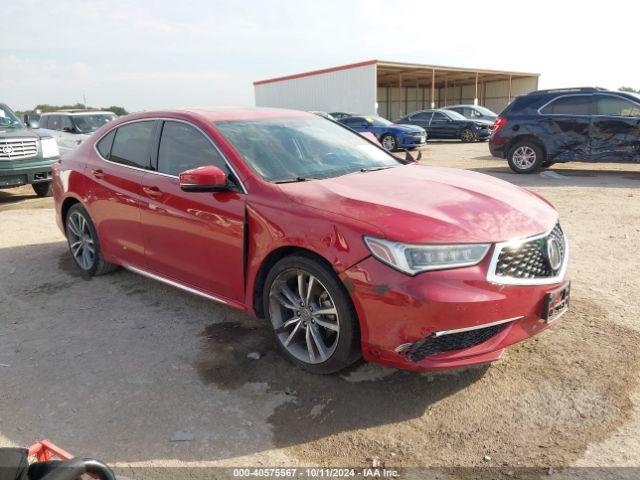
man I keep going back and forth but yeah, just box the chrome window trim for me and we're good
[433,316,524,337]
[92,117,247,194]
[125,264,228,305]
[536,94,592,117]
[486,223,569,286]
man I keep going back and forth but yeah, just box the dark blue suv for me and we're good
[489,87,640,173]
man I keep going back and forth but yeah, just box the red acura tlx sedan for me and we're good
[52,108,570,374]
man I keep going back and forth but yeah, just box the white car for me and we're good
[39,110,116,154]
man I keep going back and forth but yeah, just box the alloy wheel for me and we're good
[512,145,537,170]
[67,211,95,270]
[461,129,475,142]
[381,136,396,151]
[269,269,340,364]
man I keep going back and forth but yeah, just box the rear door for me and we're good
[407,111,432,131]
[140,120,246,303]
[86,120,157,267]
[591,94,640,161]
[538,94,592,161]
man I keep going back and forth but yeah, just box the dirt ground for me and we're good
[1,142,640,477]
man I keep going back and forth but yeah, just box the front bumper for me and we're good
[341,253,567,372]
[476,128,492,139]
[0,157,59,188]
[398,134,427,148]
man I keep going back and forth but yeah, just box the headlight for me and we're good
[41,138,60,158]
[364,237,490,275]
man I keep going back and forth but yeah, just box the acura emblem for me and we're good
[547,237,563,272]
[2,145,14,155]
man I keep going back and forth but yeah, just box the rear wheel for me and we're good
[507,141,545,174]
[460,129,476,143]
[263,255,360,374]
[380,134,397,151]
[65,204,118,276]
[32,182,53,197]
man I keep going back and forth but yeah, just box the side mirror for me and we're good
[62,126,76,133]
[26,120,39,129]
[179,165,228,192]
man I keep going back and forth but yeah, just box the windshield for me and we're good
[442,110,467,121]
[368,116,393,126]
[0,104,24,128]
[215,116,401,182]
[72,114,116,134]
[475,106,497,116]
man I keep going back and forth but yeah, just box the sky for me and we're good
[2,0,638,112]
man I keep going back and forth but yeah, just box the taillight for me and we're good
[493,116,507,134]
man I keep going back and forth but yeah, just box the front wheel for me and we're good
[32,182,53,197]
[263,255,360,374]
[380,134,397,151]
[507,141,545,174]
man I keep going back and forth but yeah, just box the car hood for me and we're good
[279,164,557,244]
[0,127,51,139]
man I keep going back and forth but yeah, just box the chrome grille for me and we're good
[0,138,38,160]
[489,224,567,284]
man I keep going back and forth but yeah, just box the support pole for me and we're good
[508,74,513,103]
[399,73,403,118]
[431,69,435,108]
[444,77,448,106]
[474,72,479,106]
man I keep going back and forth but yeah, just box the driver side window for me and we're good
[157,121,229,177]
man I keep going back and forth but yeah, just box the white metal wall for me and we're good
[377,77,538,119]
[254,63,378,115]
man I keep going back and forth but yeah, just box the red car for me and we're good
[52,108,570,374]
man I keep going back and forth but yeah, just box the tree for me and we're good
[619,87,640,93]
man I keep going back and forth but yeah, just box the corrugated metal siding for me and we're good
[377,77,538,119]
[255,63,377,115]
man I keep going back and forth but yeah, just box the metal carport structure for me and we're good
[254,60,539,118]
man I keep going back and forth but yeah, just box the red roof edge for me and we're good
[253,60,378,86]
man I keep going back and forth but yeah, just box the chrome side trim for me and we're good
[92,117,248,194]
[433,316,523,337]
[486,224,569,286]
[124,264,228,305]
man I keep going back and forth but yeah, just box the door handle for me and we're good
[91,169,104,179]
[142,185,163,199]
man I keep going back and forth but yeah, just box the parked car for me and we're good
[329,112,354,121]
[490,87,640,173]
[0,102,60,197]
[53,108,569,374]
[397,109,493,142]
[445,104,498,122]
[339,115,426,150]
[39,110,116,154]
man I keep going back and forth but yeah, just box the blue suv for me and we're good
[339,116,426,151]
[490,87,640,173]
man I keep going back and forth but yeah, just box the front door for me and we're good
[538,94,592,161]
[591,94,640,162]
[140,120,246,303]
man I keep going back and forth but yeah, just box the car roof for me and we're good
[444,104,476,108]
[41,110,116,116]
[158,107,313,122]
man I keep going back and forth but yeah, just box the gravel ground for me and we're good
[1,142,639,476]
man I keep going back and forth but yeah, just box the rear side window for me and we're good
[157,121,228,176]
[431,112,447,121]
[410,112,432,121]
[96,130,116,158]
[595,96,640,117]
[540,95,591,115]
[109,121,155,168]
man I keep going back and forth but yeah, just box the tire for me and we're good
[380,134,397,151]
[32,182,53,197]
[65,204,118,276]
[507,141,545,174]
[263,254,360,374]
[460,129,477,143]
